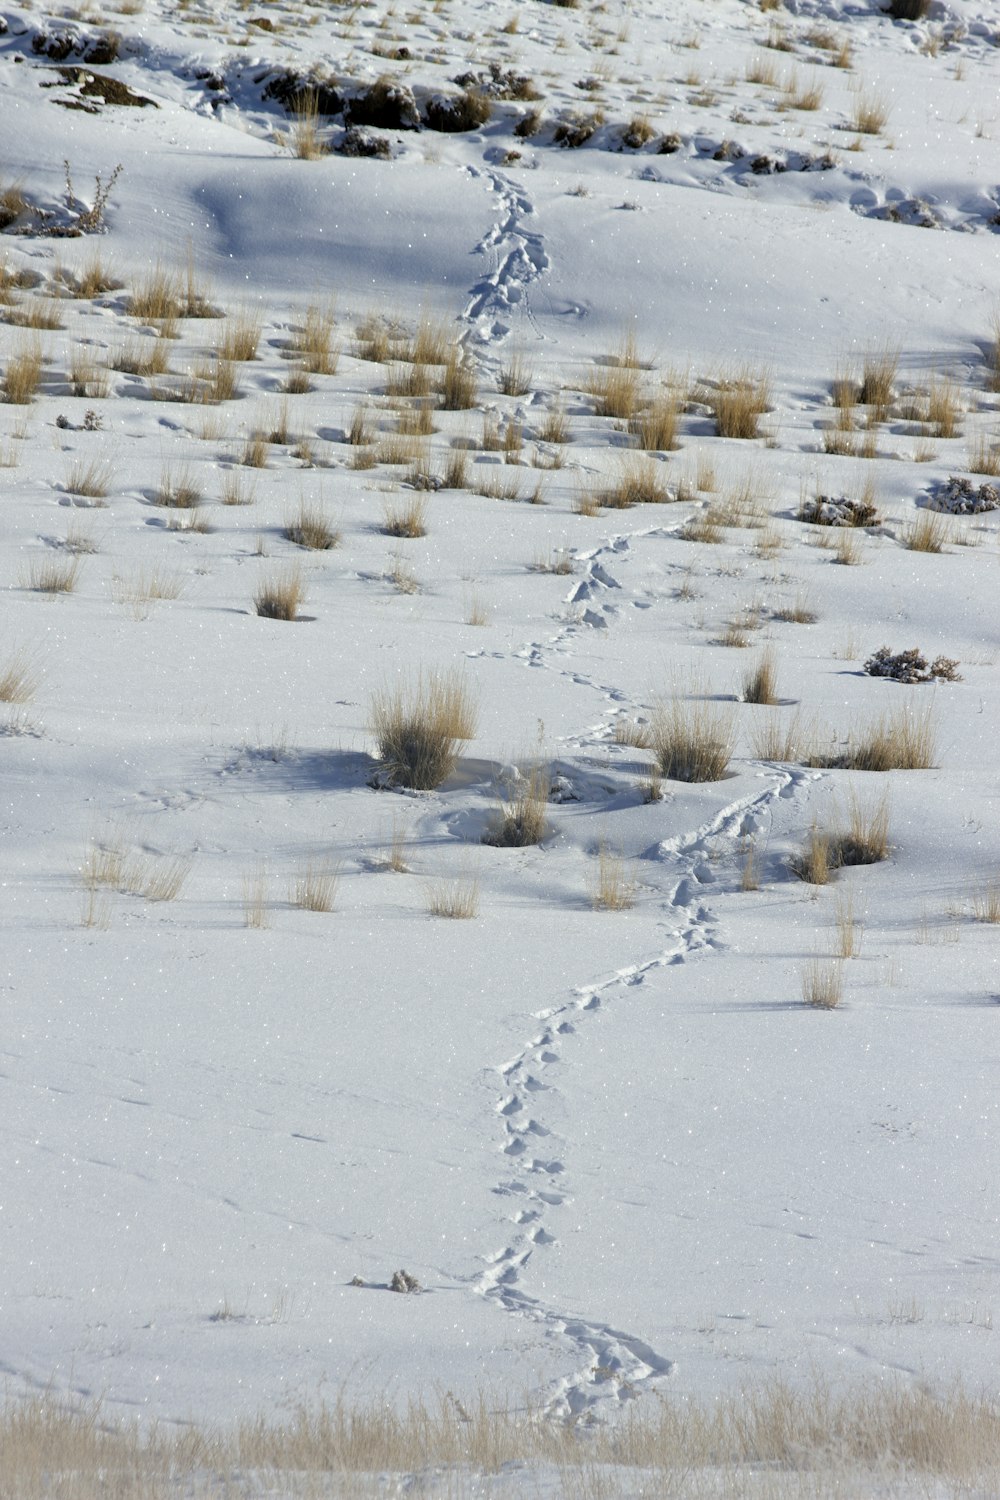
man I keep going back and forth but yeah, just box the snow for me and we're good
[1,0,999,1486]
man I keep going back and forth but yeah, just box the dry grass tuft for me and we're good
[66,457,112,499]
[22,556,80,594]
[538,402,570,444]
[630,393,681,451]
[858,344,898,414]
[242,864,270,928]
[651,694,735,782]
[834,788,891,867]
[775,593,817,624]
[221,472,255,507]
[113,337,169,378]
[709,367,771,439]
[241,432,269,469]
[903,509,950,554]
[427,873,480,919]
[287,303,338,374]
[443,448,469,490]
[369,670,477,790]
[843,704,937,773]
[498,348,534,396]
[850,85,890,135]
[408,317,452,367]
[156,465,201,509]
[254,566,304,621]
[972,885,1000,924]
[3,338,44,404]
[7,297,64,331]
[218,307,263,363]
[438,349,479,409]
[112,567,183,618]
[286,89,327,159]
[801,957,844,1009]
[589,842,638,910]
[292,862,340,912]
[68,349,110,399]
[967,434,1000,476]
[587,360,641,420]
[382,494,427,538]
[792,823,832,885]
[741,647,779,705]
[129,266,180,322]
[835,890,862,958]
[603,454,668,507]
[482,763,549,847]
[284,501,339,550]
[925,377,961,439]
[0,648,42,704]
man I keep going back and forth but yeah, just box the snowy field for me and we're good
[1,0,1000,1492]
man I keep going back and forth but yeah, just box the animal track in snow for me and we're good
[463,166,550,344]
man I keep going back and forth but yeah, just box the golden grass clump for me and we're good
[427,874,480,919]
[113,337,169,378]
[254,566,305,621]
[284,501,339,550]
[589,842,638,910]
[587,360,641,420]
[603,454,668,508]
[22,556,81,593]
[925,377,961,439]
[801,957,844,1009]
[0,648,41,703]
[3,337,44,404]
[68,350,110,399]
[129,266,180,322]
[538,402,570,444]
[438,348,479,409]
[498,348,534,396]
[382,494,427,538]
[112,567,184,618]
[850,84,890,135]
[710,366,771,439]
[287,303,337,373]
[66,457,112,499]
[369,670,477,789]
[482,764,549,847]
[843,704,937,772]
[651,694,735,782]
[218,307,263,363]
[858,344,898,414]
[740,647,779,706]
[286,89,327,159]
[630,393,681,451]
[903,509,950,553]
[292,863,340,912]
[408,316,452,366]
[155,465,201,508]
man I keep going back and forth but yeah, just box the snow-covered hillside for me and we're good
[1,0,999,1491]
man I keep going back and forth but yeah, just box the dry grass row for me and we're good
[2,1378,998,1492]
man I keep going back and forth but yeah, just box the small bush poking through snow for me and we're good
[863,647,961,684]
[389,1269,420,1293]
[928,476,1000,515]
[369,670,477,790]
[798,494,880,528]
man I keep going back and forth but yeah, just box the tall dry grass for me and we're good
[369,670,477,789]
[1,1378,997,1496]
